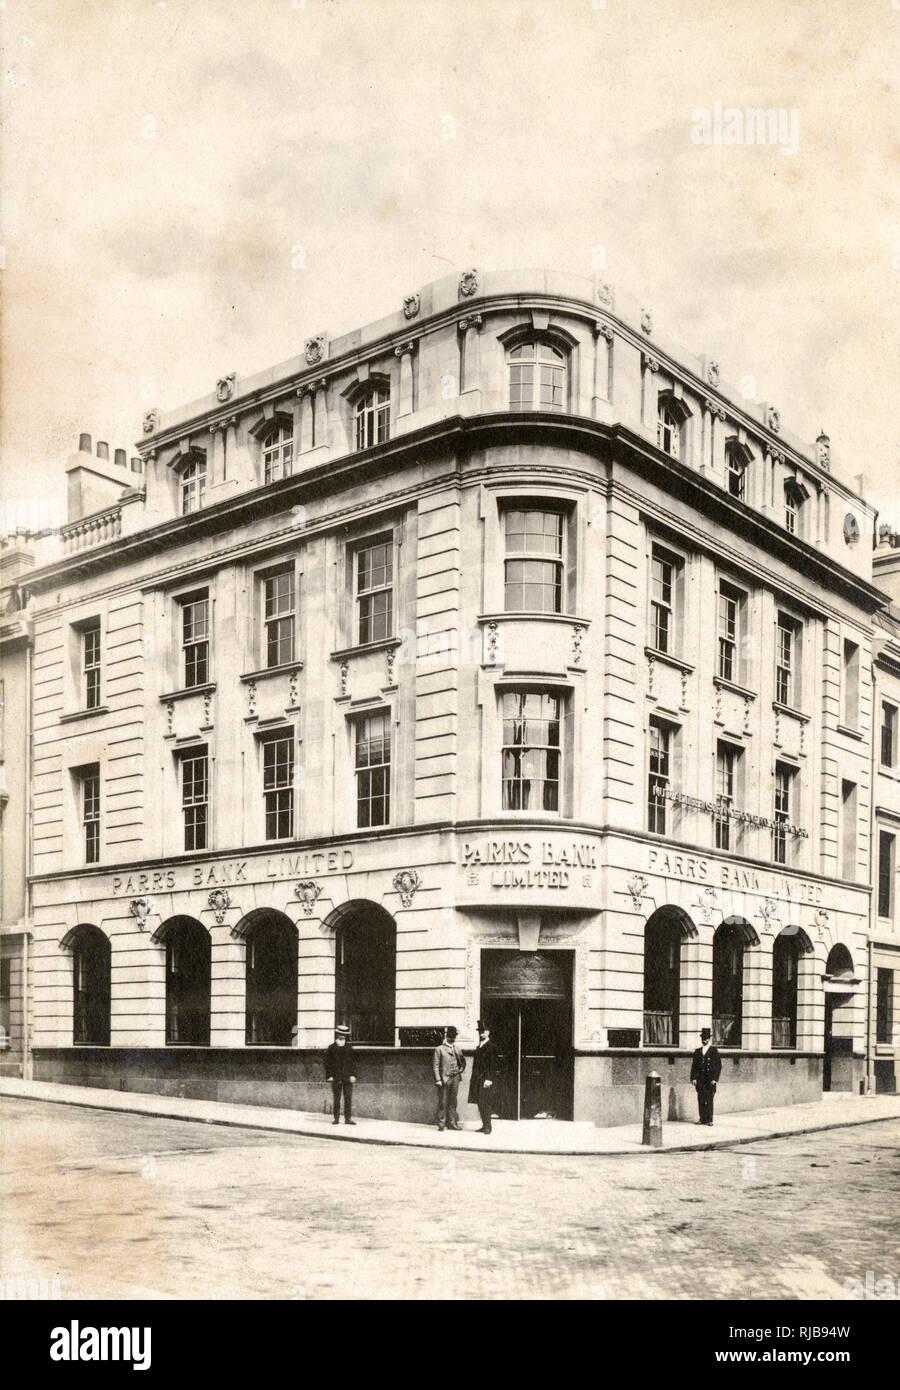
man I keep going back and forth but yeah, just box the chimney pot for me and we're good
[96,440,109,460]
[79,433,92,452]
[114,448,127,468]
[130,457,144,474]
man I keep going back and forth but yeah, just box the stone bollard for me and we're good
[642,1071,662,1148]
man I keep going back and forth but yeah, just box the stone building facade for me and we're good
[21,269,889,1124]
[869,538,900,1092]
[1,541,34,1077]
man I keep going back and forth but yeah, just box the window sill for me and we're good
[773,701,810,723]
[836,724,864,742]
[331,637,401,662]
[159,683,216,703]
[479,612,591,626]
[713,675,757,701]
[644,646,694,674]
[60,706,109,723]
[240,662,304,683]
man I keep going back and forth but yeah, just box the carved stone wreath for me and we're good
[766,405,781,434]
[402,293,421,320]
[142,409,158,435]
[393,868,422,908]
[640,308,653,335]
[304,334,326,366]
[294,880,323,916]
[458,269,479,298]
[595,280,614,310]
[207,888,231,924]
[129,897,154,928]
[706,361,720,387]
[626,873,648,911]
[216,373,235,403]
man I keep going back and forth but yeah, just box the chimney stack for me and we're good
[79,433,92,453]
[130,457,144,474]
[114,448,127,468]
[96,441,109,460]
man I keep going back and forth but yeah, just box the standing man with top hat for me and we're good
[325,1023,357,1125]
[690,1027,722,1125]
[432,1025,466,1131]
[468,1020,499,1134]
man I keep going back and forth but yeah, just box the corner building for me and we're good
[26,269,887,1124]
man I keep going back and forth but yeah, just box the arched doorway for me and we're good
[712,919,753,1047]
[62,925,111,1046]
[237,910,298,1046]
[327,900,396,1045]
[642,907,693,1046]
[157,917,211,1046]
[823,944,857,1091]
[772,928,806,1049]
[480,949,574,1121]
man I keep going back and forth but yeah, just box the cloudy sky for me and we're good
[1,0,898,522]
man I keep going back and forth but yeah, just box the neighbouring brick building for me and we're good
[17,268,892,1124]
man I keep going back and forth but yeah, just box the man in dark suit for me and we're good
[690,1027,722,1125]
[325,1023,357,1125]
[468,1020,499,1134]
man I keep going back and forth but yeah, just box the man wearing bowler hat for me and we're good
[690,1027,722,1125]
[468,1020,499,1134]
[325,1023,357,1125]
[432,1025,466,1131]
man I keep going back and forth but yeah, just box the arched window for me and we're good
[180,457,206,515]
[655,391,691,461]
[263,423,294,484]
[331,900,396,1045]
[725,441,751,500]
[355,385,390,450]
[69,925,111,1045]
[163,917,211,1046]
[643,908,693,1045]
[772,929,800,1048]
[784,479,809,537]
[825,943,855,980]
[507,341,567,412]
[243,911,298,1045]
[712,920,746,1046]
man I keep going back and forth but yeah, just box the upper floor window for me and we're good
[882,701,898,769]
[263,568,295,668]
[504,508,564,613]
[355,384,390,450]
[181,458,206,515]
[775,612,802,708]
[715,741,742,851]
[725,442,749,500]
[356,536,393,645]
[262,733,295,841]
[657,403,681,459]
[508,341,566,412]
[80,766,101,865]
[717,580,746,683]
[841,779,857,880]
[842,639,860,729]
[784,481,805,536]
[263,423,294,484]
[648,718,672,834]
[649,544,683,654]
[878,830,895,920]
[83,621,101,710]
[181,750,208,852]
[355,710,391,828]
[501,691,561,813]
[773,761,797,865]
[876,968,894,1044]
[181,592,209,688]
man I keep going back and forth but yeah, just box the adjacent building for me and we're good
[869,535,900,1092]
[17,268,891,1124]
[1,540,34,1076]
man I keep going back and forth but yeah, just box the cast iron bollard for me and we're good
[642,1071,662,1148]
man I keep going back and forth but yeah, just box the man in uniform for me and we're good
[690,1026,722,1125]
[468,1019,499,1134]
[432,1025,466,1131]
[325,1022,357,1125]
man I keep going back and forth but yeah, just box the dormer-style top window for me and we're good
[355,384,390,451]
[263,423,294,484]
[507,340,566,412]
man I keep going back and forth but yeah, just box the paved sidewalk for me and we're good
[3,1076,899,1155]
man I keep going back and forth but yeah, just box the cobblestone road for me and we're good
[2,1099,898,1300]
